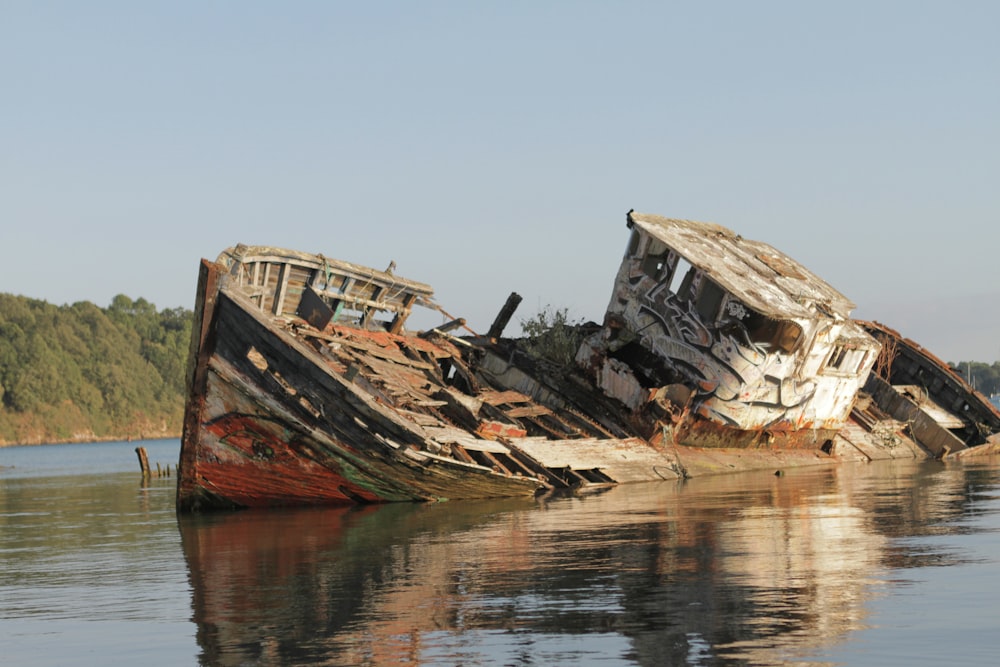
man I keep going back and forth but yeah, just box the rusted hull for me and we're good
[674,416,839,450]
[177,261,543,512]
[859,320,1000,454]
[180,365,540,510]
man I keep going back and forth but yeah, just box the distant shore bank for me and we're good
[0,433,181,448]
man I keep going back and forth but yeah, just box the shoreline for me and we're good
[0,434,181,448]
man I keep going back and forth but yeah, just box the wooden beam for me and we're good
[260,263,273,311]
[389,293,417,334]
[273,262,291,316]
[360,285,383,326]
[487,292,522,340]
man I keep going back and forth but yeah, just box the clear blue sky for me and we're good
[3,2,998,363]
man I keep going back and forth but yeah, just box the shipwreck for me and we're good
[176,211,1000,511]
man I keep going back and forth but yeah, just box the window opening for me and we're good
[641,239,669,278]
[695,279,725,323]
[826,345,849,370]
[740,309,802,353]
[627,229,641,257]
[669,258,694,299]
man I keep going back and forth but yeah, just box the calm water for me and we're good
[2,441,1000,666]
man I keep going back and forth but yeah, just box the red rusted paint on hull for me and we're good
[194,413,384,508]
[676,415,838,450]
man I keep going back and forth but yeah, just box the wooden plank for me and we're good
[505,405,553,418]
[479,390,532,405]
[260,263,273,311]
[226,247,433,294]
[360,285,383,326]
[423,426,512,453]
[344,343,435,371]
[478,450,513,475]
[486,292,522,340]
[333,292,410,314]
[510,437,679,483]
[389,293,417,334]
[393,407,447,427]
[331,335,437,370]
[449,444,477,464]
[273,262,291,316]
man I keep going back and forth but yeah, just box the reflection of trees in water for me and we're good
[180,459,1000,666]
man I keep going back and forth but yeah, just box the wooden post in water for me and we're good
[135,446,151,477]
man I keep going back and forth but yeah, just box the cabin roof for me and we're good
[628,212,856,321]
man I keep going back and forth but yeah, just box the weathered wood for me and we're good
[135,446,150,477]
[510,437,680,484]
[487,292,522,340]
[478,390,532,405]
[260,263,272,311]
[272,262,291,316]
[419,318,465,338]
[296,285,336,331]
[181,288,543,510]
[504,404,553,418]
[388,293,417,334]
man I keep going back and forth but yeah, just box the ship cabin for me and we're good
[217,244,434,335]
[577,212,881,446]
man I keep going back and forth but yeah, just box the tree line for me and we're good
[951,361,1000,399]
[0,293,192,445]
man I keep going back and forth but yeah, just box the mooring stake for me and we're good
[135,446,151,477]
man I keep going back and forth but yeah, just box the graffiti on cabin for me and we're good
[605,238,818,429]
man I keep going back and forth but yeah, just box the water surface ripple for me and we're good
[3,441,1000,665]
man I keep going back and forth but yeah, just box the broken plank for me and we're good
[505,404,553,418]
[478,389,532,405]
[509,437,680,483]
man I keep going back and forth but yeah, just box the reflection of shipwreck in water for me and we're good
[178,462,994,665]
[176,210,1000,511]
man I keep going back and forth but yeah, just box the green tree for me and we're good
[0,293,193,445]
[520,306,585,368]
[951,361,1000,396]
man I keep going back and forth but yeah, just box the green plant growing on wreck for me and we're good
[520,305,585,368]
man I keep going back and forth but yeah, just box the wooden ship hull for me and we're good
[177,214,1000,512]
[177,245,682,512]
[858,320,1000,457]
